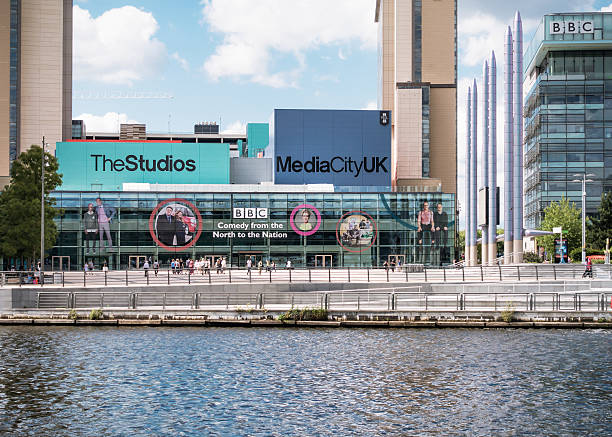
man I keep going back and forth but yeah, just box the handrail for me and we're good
[31,290,612,312]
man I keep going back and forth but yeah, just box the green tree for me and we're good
[0,146,63,267]
[536,197,581,258]
[587,191,612,250]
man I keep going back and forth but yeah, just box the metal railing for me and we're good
[2,264,610,288]
[32,288,612,312]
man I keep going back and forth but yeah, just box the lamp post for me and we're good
[40,137,48,283]
[572,173,595,264]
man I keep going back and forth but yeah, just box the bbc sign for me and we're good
[549,20,593,34]
[233,208,268,219]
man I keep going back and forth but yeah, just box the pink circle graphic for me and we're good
[290,204,321,236]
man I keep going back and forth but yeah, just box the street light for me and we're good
[572,173,595,264]
[41,137,49,283]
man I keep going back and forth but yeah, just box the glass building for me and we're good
[523,13,612,228]
[8,189,455,271]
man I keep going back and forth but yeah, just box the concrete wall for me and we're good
[230,158,272,184]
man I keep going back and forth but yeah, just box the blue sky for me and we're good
[73,0,612,226]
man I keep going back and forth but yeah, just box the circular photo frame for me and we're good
[336,211,378,253]
[149,198,203,251]
[290,204,322,236]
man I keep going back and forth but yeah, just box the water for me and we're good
[0,327,610,436]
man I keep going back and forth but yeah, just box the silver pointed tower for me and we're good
[465,86,472,265]
[488,51,497,264]
[512,11,523,263]
[504,25,513,264]
[470,79,478,265]
[481,60,489,265]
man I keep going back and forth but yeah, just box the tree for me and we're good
[587,191,612,250]
[536,197,581,258]
[0,146,63,267]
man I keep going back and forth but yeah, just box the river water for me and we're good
[0,326,610,436]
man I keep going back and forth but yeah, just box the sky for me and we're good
[72,0,612,227]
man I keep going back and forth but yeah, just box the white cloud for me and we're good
[73,5,167,84]
[75,112,140,133]
[171,52,190,71]
[601,3,612,12]
[338,48,347,61]
[221,121,246,135]
[200,0,376,87]
[361,101,377,110]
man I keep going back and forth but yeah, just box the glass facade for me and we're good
[10,190,456,271]
[524,50,612,228]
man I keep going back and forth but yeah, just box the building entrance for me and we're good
[388,254,405,268]
[238,254,264,268]
[128,256,148,269]
[52,256,70,271]
[315,255,333,268]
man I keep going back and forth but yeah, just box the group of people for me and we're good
[245,257,280,274]
[156,206,195,247]
[417,201,449,247]
[169,257,227,275]
[382,257,403,272]
[82,198,116,253]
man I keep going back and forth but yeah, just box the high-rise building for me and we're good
[375,0,457,195]
[524,13,612,228]
[0,0,72,187]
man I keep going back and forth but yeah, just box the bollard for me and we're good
[125,270,128,286]
[494,293,497,311]
[208,270,211,284]
[269,268,272,283]
[289,268,292,283]
[425,294,428,311]
[462,266,465,282]
[309,269,311,283]
[367,268,370,283]
[443,268,447,282]
[535,265,539,281]
[188,271,190,285]
[405,268,408,282]
[62,271,65,287]
[553,265,557,281]
[104,271,107,287]
[348,267,350,283]
[357,294,360,311]
[148,271,150,286]
[84,270,87,287]
[249,269,251,283]
[424,268,428,282]
[291,294,294,309]
[100,293,104,308]
[163,293,166,310]
[498,264,502,281]
[328,268,331,283]
[517,265,521,281]
[386,268,389,283]
[480,265,484,282]
[19,272,22,287]
[229,268,232,283]
[226,295,229,310]
[168,269,170,285]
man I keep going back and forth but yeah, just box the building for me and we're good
[120,123,146,140]
[194,122,219,135]
[0,0,73,187]
[0,109,456,270]
[524,12,612,228]
[374,0,457,195]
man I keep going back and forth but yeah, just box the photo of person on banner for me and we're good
[154,203,197,247]
[417,201,435,246]
[297,208,315,232]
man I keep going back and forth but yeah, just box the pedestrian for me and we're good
[88,260,94,276]
[189,259,195,275]
[216,258,221,274]
[272,261,276,272]
[171,259,176,274]
[143,259,149,277]
[286,259,292,270]
[391,258,396,272]
[246,257,252,275]
[258,259,263,275]
[102,261,109,273]
[221,257,227,274]
[153,259,159,277]
[383,260,389,272]
[583,257,593,278]
[266,259,270,272]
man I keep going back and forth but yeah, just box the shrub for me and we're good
[278,307,328,322]
[569,247,603,263]
[68,309,77,320]
[523,252,542,263]
[89,309,103,320]
[500,302,515,323]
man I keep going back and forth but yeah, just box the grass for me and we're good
[278,307,328,322]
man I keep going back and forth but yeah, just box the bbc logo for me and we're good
[233,208,268,219]
[549,20,593,35]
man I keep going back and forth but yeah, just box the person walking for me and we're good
[143,259,150,278]
[153,259,159,277]
[583,257,593,278]
[246,257,252,276]
[221,257,227,274]
[258,259,263,275]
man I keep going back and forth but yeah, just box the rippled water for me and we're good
[0,327,610,436]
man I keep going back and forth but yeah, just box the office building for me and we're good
[0,0,73,187]
[1,109,455,270]
[524,12,612,228]
[374,0,457,195]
